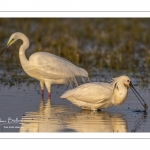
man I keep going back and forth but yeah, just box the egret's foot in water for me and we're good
[41,90,44,98]
[48,92,51,98]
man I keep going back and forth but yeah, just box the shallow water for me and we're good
[0,82,150,132]
[1,18,150,133]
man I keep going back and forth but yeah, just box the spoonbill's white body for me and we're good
[1,32,89,97]
[61,76,148,110]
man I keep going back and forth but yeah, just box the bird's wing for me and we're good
[61,82,113,103]
[29,52,87,80]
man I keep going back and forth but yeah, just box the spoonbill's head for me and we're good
[0,32,22,55]
[121,76,131,88]
[112,75,148,110]
[112,75,131,88]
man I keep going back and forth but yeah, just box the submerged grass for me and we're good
[0,18,150,85]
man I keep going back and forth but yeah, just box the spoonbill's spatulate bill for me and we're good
[61,76,148,111]
[1,32,90,98]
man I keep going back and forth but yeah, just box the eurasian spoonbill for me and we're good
[61,75,148,111]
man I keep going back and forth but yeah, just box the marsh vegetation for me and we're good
[0,18,150,85]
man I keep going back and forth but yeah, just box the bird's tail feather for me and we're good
[60,89,75,98]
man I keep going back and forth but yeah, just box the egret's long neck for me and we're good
[112,82,128,106]
[19,34,30,71]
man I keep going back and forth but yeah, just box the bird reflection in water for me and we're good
[20,99,66,132]
[61,110,127,132]
[20,99,127,132]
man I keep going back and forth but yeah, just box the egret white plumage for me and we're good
[61,75,148,111]
[1,32,89,98]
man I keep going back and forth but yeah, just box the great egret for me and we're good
[1,32,90,98]
[61,75,148,111]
